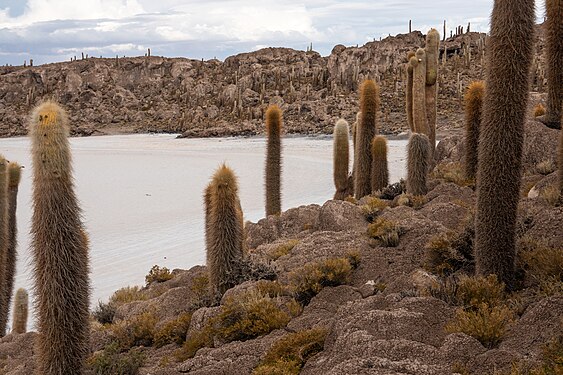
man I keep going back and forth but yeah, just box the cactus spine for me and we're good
[411,48,429,136]
[207,164,244,295]
[406,51,415,132]
[30,101,90,374]
[542,0,562,129]
[464,81,485,180]
[11,288,27,334]
[425,29,440,153]
[265,105,282,216]
[0,156,8,337]
[406,133,431,196]
[475,0,535,287]
[333,119,350,200]
[1,162,22,336]
[355,80,380,199]
[371,136,389,192]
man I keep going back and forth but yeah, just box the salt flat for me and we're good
[0,134,407,327]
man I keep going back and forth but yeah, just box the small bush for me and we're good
[396,193,428,209]
[535,160,556,175]
[289,257,354,304]
[539,185,561,206]
[367,218,403,247]
[379,180,406,200]
[153,312,192,348]
[268,240,299,261]
[344,196,358,204]
[253,328,327,375]
[426,275,506,309]
[176,325,214,361]
[255,280,289,298]
[145,265,174,285]
[88,342,145,375]
[112,312,157,349]
[518,237,563,294]
[424,222,474,276]
[446,303,514,348]
[93,300,117,325]
[360,197,388,222]
[533,103,546,117]
[110,286,147,305]
[432,162,474,187]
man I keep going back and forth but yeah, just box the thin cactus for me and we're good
[265,105,282,216]
[0,156,8,337]
[11,288,27,334]
[464,81,485,180]
[333,119,350,200]
[371,136,389,193]
[425,29,440,154]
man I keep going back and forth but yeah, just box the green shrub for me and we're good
[153,312,192,348]
[367,218,403,247]
[253,328,327,375]
[446,303,514,349]
[145,265,174,285]
[88,342,145,375]
[289,257,354,304]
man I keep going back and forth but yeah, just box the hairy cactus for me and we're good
[406,133,431,196]
[265,105,282,216]
[11,288,27,334]
[0,162,22,336]
[350,112,361,196]
[406,51,415,132]
[207,164,244,295]
[541,0,562,129]
[475,0,535,287]
[30,101,90,374]
[333,119,351,200]
[355,80,380,199]
[204,182,212,258]
[371,136,389,192]
[559,112,563,194]
[0,156,8,337]
[411,48,429,136]
[464,81,485,180]
[425,29,440,153]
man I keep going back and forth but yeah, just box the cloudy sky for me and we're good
[0,0,546,66]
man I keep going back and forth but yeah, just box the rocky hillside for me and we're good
[0,26,549,138]
[0,118,560,374]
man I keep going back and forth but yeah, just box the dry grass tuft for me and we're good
[367,218,403,247]
[268,240,299,261]
[153,312,193,348]
[533,103,546,117]
[432,162,474,187]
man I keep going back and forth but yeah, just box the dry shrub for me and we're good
[360,197,389,222]
[539,185,561,206]
[432,162,474,187]
[268,240,299,261]
[253,328,327,375]
[93,300,117,325]
[344,196,358,204]
[446,303,514,349]
[396,193,428,209]
[87,342,145,375]
[288,257,355,304]
[110,286,147,305]
[533,103,546,117]
[518,237,563,295]
[111,312,157,349]
[426,275,505,308]
[367,218,403,247]
[153,312,193,348]
[145,265,174,285]
[535,160,556,175]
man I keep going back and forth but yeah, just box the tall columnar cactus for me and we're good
[11,288,27,334]
[464,81,485,180]
[371,135,389,192]
[1,162,22,336]
[355,80,380,199]
[475,0,535,287]
[425,29,440,153]
[207,164,244,295]
[265,105,282,216]
[541,0,562,129]
[406,133,431,196]
[333,119,350,200]
[559,112,563,194]
[0,156,8,337]
[411,48,430,136]
[204,182,212,259]
[30,101,90,374]
[406,51,415,132]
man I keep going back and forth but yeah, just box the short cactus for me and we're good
[371,136,389,193]
[355,80,380,199]
[11,288,27,334]
[475,0,535,287]
[207,164,244,295]
[464,81,485,180]
[265,105,282,216]
[406,133,431,196]
[0,156,8,337]
[333,119,350,200]
[30,101,90,374]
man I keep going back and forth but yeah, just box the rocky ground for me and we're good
[0,25,550,139]
[0,116,560,375]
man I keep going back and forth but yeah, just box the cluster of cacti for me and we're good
[371,136,389,192]
[474,0,535,287]
[11,288,27,334]
[405,28,440,152]
[464,81,485,180]
[205,164,244,295]
[333,119,351,200]
[30,101,91,374]
[406,133,431,195]
[265,105,282,216]
[0,156,9,337]
[540,0,562,129]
